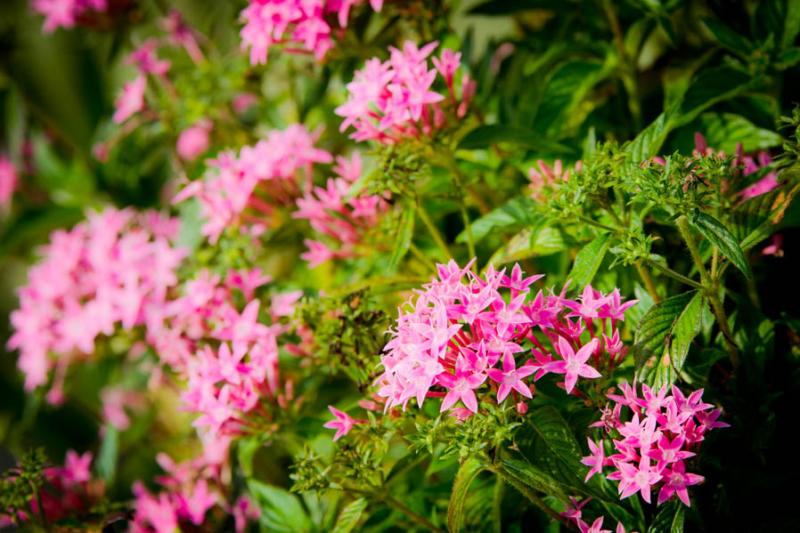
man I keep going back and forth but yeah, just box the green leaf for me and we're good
[248,480,312,533]
[646,291,707,388]
[633,292,696,368]
[669,291,706,376]
[494,456,568,503]
[690,212,753,279]
[784,0,800,49]
[533,59,611,137]
[523,407,586,491]
[625,111,672,162]
[647,500,684,533]
[567,233,610,290]
[468,0,562,15]
[389,203,416,269]
[95,425,118,485]
[776,47,800,69]
[457,196,537,244]
[457,125,573,154]
[485,225,565,266]
[448,457,486,533]
[693,113,783,154]
[332,498,368,533]
[702,18,754,56]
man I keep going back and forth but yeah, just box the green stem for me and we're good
[440,151,477,258]
[646,259,704,289]
[676,216,740,367]
[416,199,452,260]
[409,242,438,272]
[602,0,642,130]
[635,262,660,302]
[492,477,505,533]
[383,493,444,533]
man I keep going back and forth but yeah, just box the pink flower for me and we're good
[32,0,107,33]
[438,371,487,413]
[546,337,601,393]
[657,461,704,506]
[0,156,18,208]
[176,121,211,161]
[113,75,146,124]
[128,39,171,76]
[63,450,92,485]
[581,438,607,482]
[336,41,473,143]
[239,0,381,65]
[324,405,359,441]
[487,352,535,403]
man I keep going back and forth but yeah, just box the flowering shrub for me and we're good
[2,1,800,531]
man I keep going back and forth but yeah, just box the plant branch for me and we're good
[676,216,740,367]
[416,198,452,260]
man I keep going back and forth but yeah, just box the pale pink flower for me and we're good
[113,75,146,124]
[177,121,212,161]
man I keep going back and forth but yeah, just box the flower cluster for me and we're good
[240,0,383,65]
[294,153,390,266]
[336,41,475,143]
[7,208,185,401]
[562,498,631,533]
[146,269,302,459]
[375,260,636,416]
[174,125,332,243]
[583,382,727,506]
[31,0,108,33]
[528,159,576,201]
[131,453,258,533]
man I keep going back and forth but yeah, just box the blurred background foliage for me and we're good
[1,0,799,530]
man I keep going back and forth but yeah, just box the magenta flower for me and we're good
[324,405,359,441]
[657,461,704,506]
[546,337,601,393]
[438,371,487,413]
[0,156,18,209]
[336,41,474,143]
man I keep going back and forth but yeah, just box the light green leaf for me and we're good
[448,457,486,533]
[248,480,312,533]
[389,203,416,269]
[457,124,572,153]
[567,233,610,290]
[690,212,752,279]
[494,456,567,503]
[95,425,118,485]
[458,196,537,244]
[332,498,368,533]
[693,113,783,154]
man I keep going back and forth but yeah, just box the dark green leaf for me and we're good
[690,212,752,279]
[776,47,800,69]
[332,498,368,533]
[647,500,684,533]
[389,203,416,269]
[457,125,573,153]
[702,18,754,56]
[248,480,312,533]
[467,0,564,16]
[448,457,486,533]
[567,233,610,290]
[784,0,800,49]
[494,456,567,503]
[634,292,696,368]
